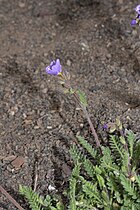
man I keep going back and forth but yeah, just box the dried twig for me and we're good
[32,153,39,192]
[33,160,38,192]
[0,185,25,210]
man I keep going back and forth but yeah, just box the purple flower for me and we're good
[131,19,137,26]
[46,59,62,75]
[135,5,140,14]
[103,124,108,130]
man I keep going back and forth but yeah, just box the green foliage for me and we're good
[69,130,140,210]
[77,90,88,107]
[135,175,140,187]
[19,185,64,210]
[68,163,81,210]
[19,185,43,210]
[119,174,137,199]
[101,146,119,172]
[109,135,124,161]
[70,144,84,164]
[133,139,140,168]
[83,157,96,178]
[19,129,140,210]
[76,135,97,159]
[126,130,135,158]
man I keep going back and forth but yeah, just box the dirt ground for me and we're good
[0,0,140,209]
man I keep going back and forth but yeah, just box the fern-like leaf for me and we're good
[19,185,43,210]
[72,162,81,178]
[121,150,130,174]
[70,145,84,164]
[126,130,136,158]
[79,176,101,204]
[83,157,95,178]
[121,196,140,210]
[69,177,77,210]
[69,163,81,210]
[135,175,140,188]
[77,136,97,159]
[96,174,105,189]
[109,136,124,161]
[101,146,119,172]
[119,174,137,200]
[133,140,140,167]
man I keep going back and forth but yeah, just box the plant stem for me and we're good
[0,185,25,210]
[72,91,102,153]
[82,106,101,148]
[62,76,102,153]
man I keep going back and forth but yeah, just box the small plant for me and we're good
[18,59,140,210]
[45,59,101,151]
[19,185,64,210]
[19,127,140,210]
[69,128,140,210]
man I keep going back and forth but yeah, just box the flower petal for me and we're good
[135,5,140,15]
[46,59,62,75]
[131,19,137,26]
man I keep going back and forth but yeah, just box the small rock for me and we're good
[80,123,84,128]
[34,125,40,129]
[42,88,48,94]
[11,156,25,169]
[80,42,89,51]
[48,185,56,191]
[47,126,52,129]
[18,2,25,8]
[66,60,71,66]
[9,105,18,116]
[2,155,17,162]
[24,119,33,125]
[23,113,27,118]
[44,53,48,57]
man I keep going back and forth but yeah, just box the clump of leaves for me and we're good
[19,185,64,210]
[69,128,140,210]
[20,127,140,210]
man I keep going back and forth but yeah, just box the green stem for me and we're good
[82,106,101,148]
[62,78,102,153]
[72,92,102,154]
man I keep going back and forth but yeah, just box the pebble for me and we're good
[18,2,25,8]
[80,42,90,51]
[44,53,48,57]
[42,88,48,94]
[11,156,25,169]
[9,105,18,116]
[47,126,53,129]
[2,155,17,162]
[34,125,40,129]
[66,60,71,66]
[23,113,27,118]
[80,123,84,128]
[48,185,56,191]
[76,107,81,111]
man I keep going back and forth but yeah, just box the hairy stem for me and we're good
[72,91,102,153]
[82,105,101,148]
[61,76,101,152]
